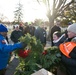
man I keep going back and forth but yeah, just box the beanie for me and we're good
[67,23,76,34]
[14,24,19,28]
[0,24,8,32]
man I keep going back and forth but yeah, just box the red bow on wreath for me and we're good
[18,49,30,58]
[42,50,47,55]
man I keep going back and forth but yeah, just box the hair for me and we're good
[53,31,61,38]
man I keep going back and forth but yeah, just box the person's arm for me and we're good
[0,42,26,53]
[62,54,76,66]
[69,47,76,58]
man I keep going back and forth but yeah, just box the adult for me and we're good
[23,25,30,35]
[34,24,46,47]
[50,20,61,46]
[29,23,36,36]
[0,24,27,75]
[63,22,73,39]
[10,24,23,43]
[59,23,76,75]
[19,23,24,32]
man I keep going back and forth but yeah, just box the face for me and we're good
[53,34,59,41]
[0,32,7,37]
[56,21,60,26]
[15,27,19,31]
[40,25,45,29]
[67,31,76,38]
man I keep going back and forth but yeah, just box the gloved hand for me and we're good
[21,42,27,48]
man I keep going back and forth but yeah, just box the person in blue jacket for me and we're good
[0,24,27,75]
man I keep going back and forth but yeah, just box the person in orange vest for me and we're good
[59,23,76,75]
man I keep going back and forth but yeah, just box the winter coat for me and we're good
[29,26,35,36]
[53,34,66,46]
[10,30,23,43]
[34,27,46,45]
[0,34,23,70]
[60,37,76,75]
[50,25,61,46]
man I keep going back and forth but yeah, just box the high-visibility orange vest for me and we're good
[59,42,76,58]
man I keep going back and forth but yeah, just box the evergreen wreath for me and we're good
[14,33,62,75]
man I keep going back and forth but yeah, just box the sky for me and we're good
[0,0,49,22]
[0,0,70,22]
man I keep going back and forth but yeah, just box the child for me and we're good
[53,31,66,46]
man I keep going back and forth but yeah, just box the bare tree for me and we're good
[37,0,74,26]
[37,0,74,38]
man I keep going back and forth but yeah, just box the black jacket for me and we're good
[34,27,46,45]
[10,30,23,43]
[53,34,66,46]
[61,37,76,75]
[50,25,61,46]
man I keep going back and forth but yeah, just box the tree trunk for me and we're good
[47,17,54,41]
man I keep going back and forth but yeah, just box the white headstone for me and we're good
[31,68,54,75]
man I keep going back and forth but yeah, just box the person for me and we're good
[53,31,66,46]
[0,24,27,75]
[34,24,46,47]
[19,23,24,32]
[68,22,72,26]
[10,24,23,43]
[62,22,73,39]
[29,23,36,36]
[23,25,30,35]
[50,20,61,46]
[59,23,76,75]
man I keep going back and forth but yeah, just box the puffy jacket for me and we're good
[0,34,23,70]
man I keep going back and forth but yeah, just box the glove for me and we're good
[21,42,27,48]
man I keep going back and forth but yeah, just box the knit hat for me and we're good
[0,24,8,32]
[14,24,19,28]
[67,23,76,34]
